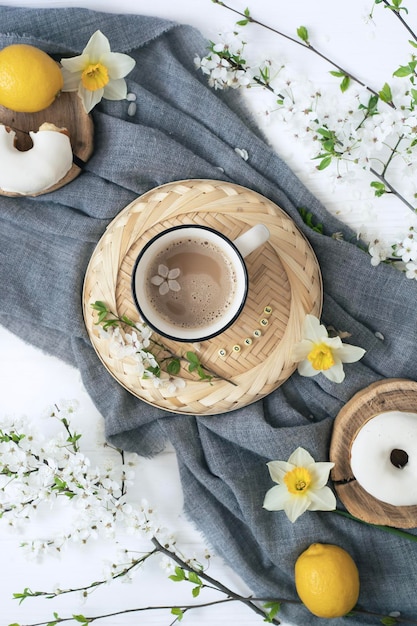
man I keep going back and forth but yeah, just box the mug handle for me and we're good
[232,224,270,258]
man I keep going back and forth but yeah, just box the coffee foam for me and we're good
[146,237,238,330]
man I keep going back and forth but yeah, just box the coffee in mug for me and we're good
[132,224,269,342]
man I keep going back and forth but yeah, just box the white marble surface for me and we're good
[1,1,416,625]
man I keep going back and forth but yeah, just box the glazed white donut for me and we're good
[0,122,73,195]
[350,410,417,506]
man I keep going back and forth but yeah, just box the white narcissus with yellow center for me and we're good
[263,447,336,523]
[60,30,136,113]
[292,314,366,383]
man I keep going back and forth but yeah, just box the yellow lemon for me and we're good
[0,44,63,112]
[295,543,360,618]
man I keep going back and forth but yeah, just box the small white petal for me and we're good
[84,30,111,59]
[103,77,128,101]
[235,147,249,160]
[168,268,181,279]
[267,460,293,484]
[168,280,181,292]
[307,486,336,511]
[292,339,313,361]
[304,314,328,342]
[61,67,83,92]
[297,360,319,377]
[151,275,164,286]
[288,447,315,467]
[159,282,170,295]
[60,53,89,73]
[101,51,136,79]
[323,361,345,383]
[309,462,335,488]
[336,344,366,363]
[79,84,104,113]
[263,484,290,511]
[158,264,169,278]
[284,495,310,522]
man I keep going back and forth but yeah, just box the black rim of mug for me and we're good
[130,224,249,343]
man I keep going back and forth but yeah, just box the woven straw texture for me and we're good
[83,179,322,414]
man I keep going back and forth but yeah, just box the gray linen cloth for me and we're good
[0,7,416,625]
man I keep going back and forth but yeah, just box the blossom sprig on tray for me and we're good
[91,300,236,386]
[205,0,417,277]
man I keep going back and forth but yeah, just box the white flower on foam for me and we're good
[263,447,336,523]
[151,264,181,295]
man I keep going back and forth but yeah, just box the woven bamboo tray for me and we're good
[0,91,93,197]
[330,379,417,528]
[83,179,322,414]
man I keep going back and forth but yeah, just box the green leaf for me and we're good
[166,359,181,375]
[329,70,345,77]
[298,208,323,234]
[263,600,281,622]
[169,566,186,582]
[379,82,393,103]
[370,181,386,196]
[73,616,90,625]
[409,39,417,48]
[171,607,184,621]
[296,25,309,43]
[186,351,200,364]
[244,6,250,16]
[192,586,201,597]
[188,571,202,585]
[317,155,332,170]
[381,617,399,626]
[393,64,414,77]
[340,75,350,92]
[236,18,249,25]
[316,127,332,138]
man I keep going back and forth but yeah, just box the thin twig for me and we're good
[382,0,417,41]
[152,536,281,624]
[211,0,384,103]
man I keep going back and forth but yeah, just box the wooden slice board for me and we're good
[0,91,93,196]
[330,379,417,528]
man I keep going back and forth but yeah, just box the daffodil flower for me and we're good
[263,447,336,523]
[60,30,136,113]
[292,314,365,383]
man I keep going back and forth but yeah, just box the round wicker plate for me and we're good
[330,379,417,528]
[0,92,93,197]
[83,179,322,415]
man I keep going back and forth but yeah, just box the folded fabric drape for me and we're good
[1,7,416,624]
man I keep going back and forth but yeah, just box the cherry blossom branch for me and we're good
[210,0,384,103]
[379,0,417,41]
[210,0,417,215]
